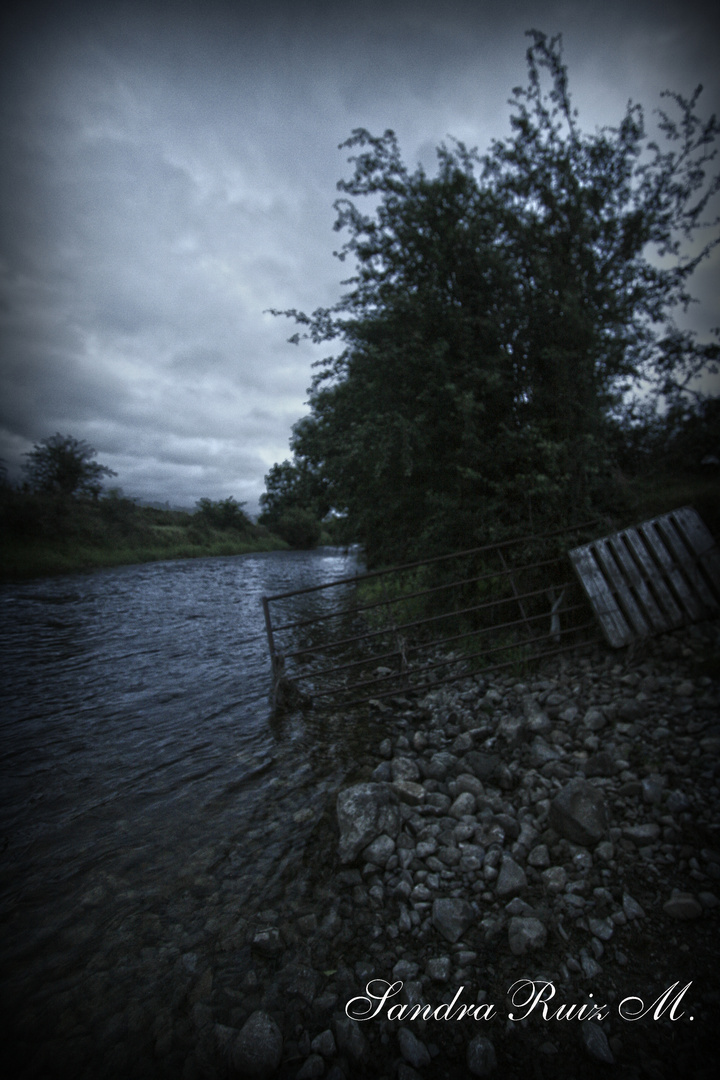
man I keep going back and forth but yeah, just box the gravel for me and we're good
[245,617,718,1080]
[13,617,720,1079]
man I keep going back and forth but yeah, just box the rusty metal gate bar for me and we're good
[310,613,598,701]
[272,552,568,637]
[262,521,604,710]
[298,597,590,684]
[283,578,584,662]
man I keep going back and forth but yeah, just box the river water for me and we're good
[0,548,379,1076]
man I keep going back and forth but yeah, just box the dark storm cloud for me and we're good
[1,0,718,510]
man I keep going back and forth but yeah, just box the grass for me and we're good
[0,515,288,583]
[340,468,720,688]
[0,536,289,582]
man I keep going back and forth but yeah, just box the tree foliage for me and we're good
[22,433,117,500]
[258,457,326,547]
[194,496,251,531]
[270,32,719,565]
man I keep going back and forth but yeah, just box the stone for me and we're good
[432,898,475,943]
[427,956,452,981]
[426,751,458,780]
[497,714,526,746]
[505,897,534,916]
[663,891,703,919]
[296,1053,325,1079]
[541,866,568,894]
[398,1027,431,1068]
[463,751,500,782]
[622,893,646,920]
[595,840,614,863]
[455,773,485,798]
[588,916,614,941]
[363,833,396,866]
[584,751,616,778]
[450,791,476,818]
[580,951,603,979]
[231,1011,283,1078]
[252,928,283,956]
[508,916,547,955]
[583,707,606,731]
[393,780,426,805]
[549,779,608,846]
[310,1029,336,1057]
[642,777,664,805]
[530,738,559,767]
[496,856,527,897]
[393,959,420,980]
[581,1020,614,1064]
[666,790,692,814]
[467,1035,497,1076]
[372,760,393,782]
[623,823,661,845]
[333,1015,369,1061]
[392,757,421,783]
[397,1066,423,1080]
[283,965,319,1004]
[527,843,550,868]
[378,738,393,758]
[336,783,400,864]
[416,838,437,858]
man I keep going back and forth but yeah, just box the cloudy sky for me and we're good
[1,0,718,512]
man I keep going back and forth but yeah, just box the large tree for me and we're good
[271,32,719,565]
[22,433,117,500]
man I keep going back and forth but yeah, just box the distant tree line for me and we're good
[261,32,719,566]
[0,434,279,550]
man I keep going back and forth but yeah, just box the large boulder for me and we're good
[336,783,401,864]
[549,778,608,847]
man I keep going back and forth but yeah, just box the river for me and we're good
[0,548,377,1077]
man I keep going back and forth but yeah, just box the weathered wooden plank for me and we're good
[608,533,669,632]
[671,506,720,601]
[593,538,652,637]
[622,528,684,627]
[638,521,706,621]
[568,544,633,647]
[656,515,718,615]
[569,508,718,646]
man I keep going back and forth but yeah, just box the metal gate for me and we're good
[262,521,604,711]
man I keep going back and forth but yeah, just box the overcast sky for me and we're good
[1,0,718,512]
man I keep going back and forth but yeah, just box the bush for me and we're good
[275,507,322,548]
[194,497,251,532]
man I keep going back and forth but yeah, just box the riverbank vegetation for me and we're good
[264,32,719,570]
[0,485,288,582]
[0,434,288,582]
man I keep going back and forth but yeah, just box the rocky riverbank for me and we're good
[186,615,719,1080]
